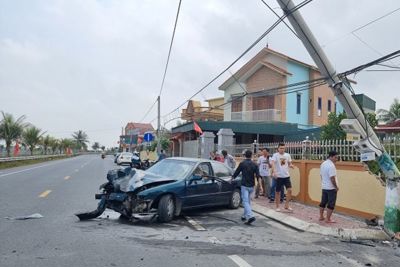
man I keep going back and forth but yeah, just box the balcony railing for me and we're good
[231,109,281,122]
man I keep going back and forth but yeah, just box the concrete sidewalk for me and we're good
[252,197,389,240]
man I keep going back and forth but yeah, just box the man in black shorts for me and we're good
[319,151,339,223]
[271,143,294,212]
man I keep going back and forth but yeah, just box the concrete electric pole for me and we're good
[276,0,400,234]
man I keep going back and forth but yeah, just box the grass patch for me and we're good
[0,155,74,170]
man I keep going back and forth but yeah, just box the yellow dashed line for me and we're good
[39,190,52,198]
[64,176,71,180]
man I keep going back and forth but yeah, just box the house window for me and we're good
[335,102,337,113]
[317,97,322,116]
[231,97,242,112]
[252,95,275,110]
[328,100,332,112]
[296,93,301,114]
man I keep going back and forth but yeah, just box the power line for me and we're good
[158,0,183,97]
[162,0,313,120]
[259,0,299,39]
[139,0,182,125]
[351,7,400,33]
[139,98,158,122]
[322,6,400,48]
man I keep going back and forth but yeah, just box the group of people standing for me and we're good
[230,143,294,224]
[227,143,339,225]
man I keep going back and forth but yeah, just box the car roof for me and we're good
[166,157,215,163]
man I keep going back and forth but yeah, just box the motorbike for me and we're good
[101,154,106,159]
[131,153,141,169]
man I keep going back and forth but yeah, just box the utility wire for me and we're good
[139,0,182,124]
[259,0,299,39]
[139,98,158,122]
[158,0,183,97]
[162,0,313,120]
[351,7,400,33]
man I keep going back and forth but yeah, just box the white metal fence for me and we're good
[227,135,400,162]
[231,109,282,122]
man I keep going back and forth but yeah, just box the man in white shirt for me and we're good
[222,150,236,170]
[319,151,339,223]
[271,143,294,212]
[256,148,271,198]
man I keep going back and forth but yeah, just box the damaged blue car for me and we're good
[76,157,241,223]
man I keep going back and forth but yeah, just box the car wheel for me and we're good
[228,189,241,209]
[158,194,175,223]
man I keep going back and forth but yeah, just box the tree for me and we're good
[320,112,347,140]
[321,112,379,140]
[60,138,74,154]
[41,135,52,155]
[149,136,171,152]
[377,98,400,123]
[101,146,105,151]
[0,111,27,156]
[22,126,45,156]
[72,130,89,151]
[92,142,100,151]
[49,137,60,154]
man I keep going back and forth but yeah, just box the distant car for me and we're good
[114,153,121,164]
[117,152,133,166]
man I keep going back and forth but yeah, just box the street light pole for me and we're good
[276,0,400,234]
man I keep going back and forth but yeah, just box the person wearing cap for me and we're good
[319,151,339,223]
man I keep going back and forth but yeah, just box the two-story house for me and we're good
[219,47,344,127]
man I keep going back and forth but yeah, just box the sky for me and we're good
[1,0,399,148]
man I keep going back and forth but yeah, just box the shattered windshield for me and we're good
[146,159,196,180]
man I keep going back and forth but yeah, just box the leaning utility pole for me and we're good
[157,95,161,154]
[277,0,400,234]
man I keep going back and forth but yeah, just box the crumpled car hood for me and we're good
[119,169,177,192]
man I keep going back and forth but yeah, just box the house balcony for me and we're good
[231,109,282,122]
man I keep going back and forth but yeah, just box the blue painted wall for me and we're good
[335,97,344,114]
[286,62,309,125]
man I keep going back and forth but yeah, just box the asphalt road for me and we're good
[0,155,399,267]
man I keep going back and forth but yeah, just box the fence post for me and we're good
[302,136,311,160]
[200,132,216,159]
[217,128,235,155]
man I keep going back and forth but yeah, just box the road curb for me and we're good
[252,203,389,240]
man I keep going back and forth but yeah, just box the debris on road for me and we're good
[5,213,44,220]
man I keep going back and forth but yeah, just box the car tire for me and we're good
[158,194,175,223]
[228,188,241,209]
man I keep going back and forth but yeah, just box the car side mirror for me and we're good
[191,174,203,181]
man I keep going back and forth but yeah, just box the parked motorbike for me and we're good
[131,152,141,169]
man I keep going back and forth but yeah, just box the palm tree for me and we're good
[377,98,400,123]
[92,142,100,151]
[60,138,74,154]
[22,126,45,156]
[72,130,89,151]
[0,111,27,157]
[49,137,59,155]
[41,135,52,155]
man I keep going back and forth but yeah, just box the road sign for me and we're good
[144,132,154,142]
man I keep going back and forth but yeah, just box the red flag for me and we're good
[193,121,203,134]
[13,141,20,156]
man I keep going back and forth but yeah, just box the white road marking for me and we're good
[228,255,253,267]
[320,245,364,267]
[184,216,206,231]
[64,176,71,180]
[0,161,67,178]
[208,236,222,244]
[39,190,52,198]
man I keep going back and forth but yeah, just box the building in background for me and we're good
[181,98,224,122]
[119,122,154,152]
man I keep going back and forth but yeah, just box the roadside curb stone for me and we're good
[252,203,389,240]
